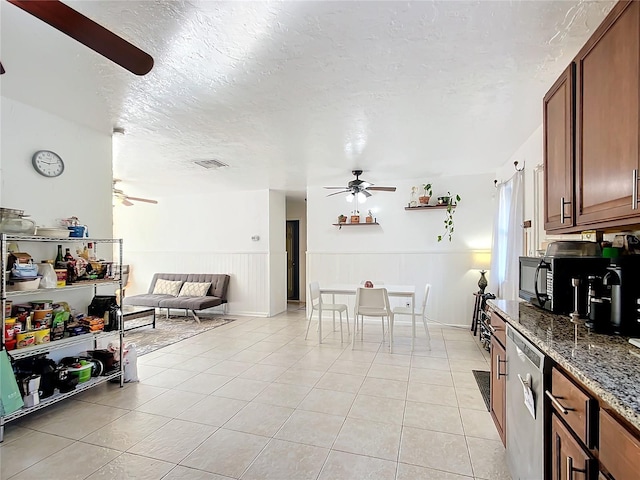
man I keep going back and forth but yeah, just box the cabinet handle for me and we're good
[545,390,572,415]
[496,354,507,379]
[560,197,571,223]
[566,456,586,480]
[633,169,639,210]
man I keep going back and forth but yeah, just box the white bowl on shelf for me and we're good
[7,277,41,291]
[35,227,71,237]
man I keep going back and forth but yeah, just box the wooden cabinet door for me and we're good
[545,64,575,232]
[490,335,506,446]
[575,1,640,227]
[551,413,595,480]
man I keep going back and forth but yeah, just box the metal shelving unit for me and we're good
[1,233,124,442]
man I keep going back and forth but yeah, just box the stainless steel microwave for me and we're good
[519,256,610,314]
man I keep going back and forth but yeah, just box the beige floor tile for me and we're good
[136,390,206,417]
[90,383,169,410]
[275,368,324,387]
[143,352,195,368]
[245,341,286,353]
[178,395,248,426]
[339,349,378,363]
[204,360,254,376]
[275,410,345,448]
[241,438,328,480]
[399,426,472,476]
[171,355,224,373]
[455,387,488,411]
[397,463,474,479]
[254,382,312,408]
[239,363,288,382]
[30,401,129,440]
[0,424,32,446]
[128,419,217,463]
[142,368,198,389]
[367,363,410,381]
[460,408,501,441]
[358,377,408,400]
[298,388,356,416]
[0,431,74,479]
[333,417,402,461]
[448,358,490,372]
[348,394,405,425]
[466,436,511,480]
[229,349,271,363]
[225,402,293,437]
[81,411,170,450]
[411,356,451,371]
[180,428,269,478]
[163,465,232,480]
[329,359,371,376]
[451,370,479,390]
[318,450,397,480]
[137,364,167,380]
[404,401,464,434]
[410,367,454,386]
[173,372,234,395]
[407,382,458,406]
[373,352,412,367]
[316,372,365,393]
[212,377,270,401]
[85,452,175,479]
[11,442,120,480]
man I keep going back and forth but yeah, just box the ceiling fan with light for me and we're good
[0,0,154,76]
[324,170,397,202]
[113,180,158,207]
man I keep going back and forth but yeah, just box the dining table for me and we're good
[318,284,416,351]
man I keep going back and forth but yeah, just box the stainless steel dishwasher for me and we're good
[506,324,547,480]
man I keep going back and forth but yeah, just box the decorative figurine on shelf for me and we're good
[366,210,374,223]
[420,184,432,205]
[338,215,347,224]
[409,186,418,207]
[350,210,360,224]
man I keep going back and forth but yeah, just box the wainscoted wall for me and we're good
[306,173,495,326]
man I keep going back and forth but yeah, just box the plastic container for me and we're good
[5,338,17,351]
[32,309,53,322]
[4,318,16,339]
[16,331,36,349]
[8,278,41,291]
[67,362,92,383]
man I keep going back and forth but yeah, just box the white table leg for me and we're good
[411,293,416,351]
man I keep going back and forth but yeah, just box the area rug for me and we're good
[472,370,491,411]
[123,315,235,356]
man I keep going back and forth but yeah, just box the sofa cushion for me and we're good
[123,294,173,307]
[158,296,223,310]
[148,274,229,302]
[152,279,183,296]
[178,282,211,297]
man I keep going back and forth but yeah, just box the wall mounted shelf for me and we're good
[405,205,456,210]
[333,222,380,229]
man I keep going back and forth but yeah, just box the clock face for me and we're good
[32,150,64,177]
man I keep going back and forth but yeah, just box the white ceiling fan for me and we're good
[113,179,158,206]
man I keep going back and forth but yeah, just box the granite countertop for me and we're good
[488,299,640,431]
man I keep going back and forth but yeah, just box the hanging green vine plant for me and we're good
[437,192,461,242]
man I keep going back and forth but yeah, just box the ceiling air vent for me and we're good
[194,159,229,169]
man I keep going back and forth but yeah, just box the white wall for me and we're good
[306,173,495,325]
[286,198,308,302]
[114,189,286,317]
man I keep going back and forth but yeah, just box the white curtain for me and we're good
[488,170,524,300]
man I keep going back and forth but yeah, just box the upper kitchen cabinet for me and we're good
[544,65,575,232]
[575,0,640,228]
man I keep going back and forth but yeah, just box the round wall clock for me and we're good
[32,150,65,177]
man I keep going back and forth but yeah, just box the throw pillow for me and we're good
[178,282,211,297]
[152,279,183,296]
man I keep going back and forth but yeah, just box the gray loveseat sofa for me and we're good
[123,273,230,322]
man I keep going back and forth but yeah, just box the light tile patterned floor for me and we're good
[1,306,511,480]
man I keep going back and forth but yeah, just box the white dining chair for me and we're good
[353,287,394,352]
[305,282,350,343]
[392,283,431,349]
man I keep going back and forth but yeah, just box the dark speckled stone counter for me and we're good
[488,299,640,431]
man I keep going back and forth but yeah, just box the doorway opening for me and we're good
[286,220,300,301]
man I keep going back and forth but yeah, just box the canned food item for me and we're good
[55,269,67,287]
[30,300,53,310]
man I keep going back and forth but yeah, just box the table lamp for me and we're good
[472,252,491,294]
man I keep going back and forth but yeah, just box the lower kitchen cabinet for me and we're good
[490,334,506,446]
[599,409,640,480]
[551,412,596,480]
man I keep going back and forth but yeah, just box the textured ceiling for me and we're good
[0,0,614,198]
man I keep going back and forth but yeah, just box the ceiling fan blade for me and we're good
[126,196,158,204]
[8,0,154,76]
[367,186,397,192]
[362,190,372,198]
[0,61,5,74]
[324,187,348,190]
[326,190,350,197]
[121,198,134,207]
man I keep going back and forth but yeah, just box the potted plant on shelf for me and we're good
[338,214,347,224]
[419,184,432,205]
[437,192,461,242]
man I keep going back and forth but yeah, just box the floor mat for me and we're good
[472,369,491,411]
[123,315,235,356]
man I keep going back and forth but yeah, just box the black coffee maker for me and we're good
[602,256,640,335]
[585,275,611,333]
